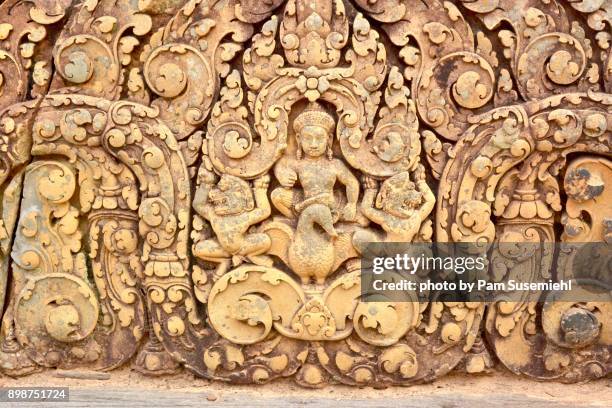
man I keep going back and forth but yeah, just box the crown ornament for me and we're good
[293,102,335,134]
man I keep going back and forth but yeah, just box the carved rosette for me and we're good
[0,0,608,388]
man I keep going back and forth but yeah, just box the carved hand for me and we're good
[254,174,271,189]
[362,175,378,190]
[279,172,297,188]
[342,203,357,221]
[198,166,217,185]
[413,163,426,182]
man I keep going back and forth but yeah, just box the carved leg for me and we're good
[193,239,233,277]
[351,229,380,254]
[242,233,273,267]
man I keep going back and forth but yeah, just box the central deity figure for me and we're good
[266,102,360,284]
[271,102,359,222]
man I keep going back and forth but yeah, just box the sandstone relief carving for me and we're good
[0,0,609,388]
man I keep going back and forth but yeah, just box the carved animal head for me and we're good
[376,172,423,218]
[298,203,338,238]
[565,167,604,202]
[208,174,254,216]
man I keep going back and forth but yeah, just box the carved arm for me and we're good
[251,174,271,223]
[360,178,387,226]
[416,180,435,220]
[192,166,217,220]
[338,165,359,207]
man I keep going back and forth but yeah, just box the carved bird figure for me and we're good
[262,203,359,285]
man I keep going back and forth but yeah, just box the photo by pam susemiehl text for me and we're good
[371,277,573,292]
[359,242,610,303]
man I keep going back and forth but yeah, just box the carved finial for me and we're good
[280,0,348,68]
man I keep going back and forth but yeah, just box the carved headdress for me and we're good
[293,102,335,134]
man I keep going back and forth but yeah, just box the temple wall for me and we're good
[0,0,609,389]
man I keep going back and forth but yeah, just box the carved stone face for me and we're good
[379,182,423,218]
[208,175,254,216]
[298,125,329,157]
